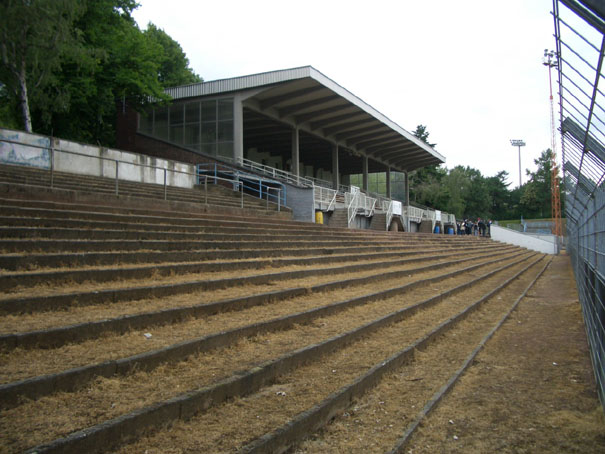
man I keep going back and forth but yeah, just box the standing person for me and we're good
[465,219,472,236]
[478,218,486,237]
[487,219,492,237]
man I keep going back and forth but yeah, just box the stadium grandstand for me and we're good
[115,65,456,233]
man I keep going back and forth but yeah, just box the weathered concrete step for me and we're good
[0,203,331,232]
[12,255,544,454]
[0,178,282,213]
[240,256,549,454]
[0,250,530,350]
[0,183,295,222]
[0,244,515,292]
[0,204,377,235]
[0,225,489,246]
[0,166,259,198]
[0,236,476,254]
[0,216,388,238]
[0,247,521,314]
[0,197,294,226]
[0,242,508,271]
[0,251,537,407]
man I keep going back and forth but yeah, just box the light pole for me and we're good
[510,139,526,187]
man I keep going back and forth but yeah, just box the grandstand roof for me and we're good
[164,66,445,172]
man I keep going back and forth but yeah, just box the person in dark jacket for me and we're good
[478,218,486,237]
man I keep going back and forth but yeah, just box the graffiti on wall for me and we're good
[0,130,51,169]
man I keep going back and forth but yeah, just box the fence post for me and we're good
[163,168,167,200]
[115,160,119,195]
[278,188,281,212]
[241,179,244,208]
[49,142,54,189]
[204,175,208,205]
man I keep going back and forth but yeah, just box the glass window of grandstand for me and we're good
[349,172,388,196]
[390,171,406,201]
[138,98,234,159]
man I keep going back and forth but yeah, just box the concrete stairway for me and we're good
[0,194,548,454]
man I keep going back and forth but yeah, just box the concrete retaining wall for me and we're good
[491,225,558,254]
[1,128,195,188]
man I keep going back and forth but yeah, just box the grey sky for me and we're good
[133,0,564,188]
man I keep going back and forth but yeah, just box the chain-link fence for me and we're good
[553,0,605,409]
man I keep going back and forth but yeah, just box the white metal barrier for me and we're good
[314,186,337,211]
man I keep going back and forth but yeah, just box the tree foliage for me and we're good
[143,24,202,88]
[0,0,84,132]
[0,0,200,145]
[403,126,558,221]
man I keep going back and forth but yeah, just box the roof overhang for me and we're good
[165,66,446,172]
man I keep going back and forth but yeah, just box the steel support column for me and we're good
[362,155,368,191]
[291,127,300,182]
[332,144,339,189]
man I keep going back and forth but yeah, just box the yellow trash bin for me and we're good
[315,211,323,224]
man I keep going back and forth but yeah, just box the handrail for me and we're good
[314,186,338,211]
[197,162,285,208]
[405,205,424,223]
[0,136,282,212]
[345,190,360,227]
[385,200,394,230]
[222,156,315,188]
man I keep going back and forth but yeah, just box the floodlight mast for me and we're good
[510,139,526,187]
[543,49,562,239]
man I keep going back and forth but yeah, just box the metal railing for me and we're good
[345,190,360,227]
[222,156,314,188]
[314,185,337,211]
[384,200,394,230]
[197,162,285,208]
[0,134,282,212]
[404,205,424,224]
[554,0,605,410]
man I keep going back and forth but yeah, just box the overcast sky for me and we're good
[132,0,565,188]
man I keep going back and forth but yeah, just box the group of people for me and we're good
[457,218,492,237]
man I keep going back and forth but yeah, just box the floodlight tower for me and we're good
[543,49,562,239]
[510,139,526,187]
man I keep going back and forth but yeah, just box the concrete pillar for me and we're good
[291,127,300,180]
[404,170,410,205]
[404,170,410,232]
[362,155,368,191]
[386,167,391,198]
[332,144,339,189]
[233,95,244,164]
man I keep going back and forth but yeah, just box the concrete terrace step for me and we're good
[0,184,533,454]
[0,243,513,272]
[0,244,517,293]
[0,250,546,454]
[0,164,285,213]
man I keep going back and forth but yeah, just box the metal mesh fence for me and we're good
[553,0,605,409]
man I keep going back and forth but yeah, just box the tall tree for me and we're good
[143,23,202,88]
[519,149,561,219]
[485,170,513,220]
[0,0,83,132]
[409,124,443,206]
